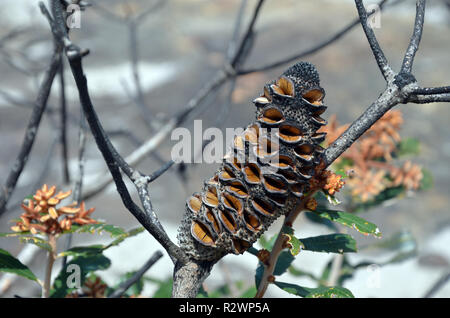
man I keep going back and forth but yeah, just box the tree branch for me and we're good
[354,0,395,81]
[0,52,60,216]
[237,0,392,75]
[44,0,186,264]
[400,0,426,74]
[109,250,163,298]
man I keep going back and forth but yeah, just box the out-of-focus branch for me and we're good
[58,57,70,184]
[237,0,393,76]
[108,250,163,298]
[80,0,262,200]
[0,52,60,216]
[62,110,88,268]
[424,270,450,298]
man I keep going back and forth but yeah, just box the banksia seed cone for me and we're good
[177,62,328,261]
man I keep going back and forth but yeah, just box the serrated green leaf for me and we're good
[104,227,144,249]
[50,253,111,298]
[300,234,357,254]
[282,227,304,256]
[286,235,302,256]
[0,248,38,282]
[304,210,338,231]
[397,137,420,156]
[63,223,127,237]
[58,245,105,258]
[309,209,382,238]
[274,281,354,298]
[58,227,144,258]
[0,231,32,238]
[19,236,52,252]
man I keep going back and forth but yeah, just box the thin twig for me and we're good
[424,270,450,298]
[62,110,88,268]
[59,55,70,184]
[411,86,450,95]
[108,250,163,298]
[407,93,450,104]
[400,0,426,74]
[354,0,395,81]
[238,0,392,75]
[42,234,57,298]
[0,52,60,216]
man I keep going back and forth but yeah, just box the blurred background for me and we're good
[0,0,449,297]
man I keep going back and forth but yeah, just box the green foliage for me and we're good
[195,280,256,298]
[274,251,296,275]
[63,223,129,237]
[350,186,405,213]
[58,226,144,258]
[258,234,278,251]
[18,236,52,252]
[114,271,145,297]
[300,234,357,254]
[307,208,382,238]
[397,137,420,156]
[288,265,319,282]
[50,253,111,298]
[283,227,303,256]
[0,230,31,238]
[0,248,38,283]
[419,168,433,191]
[146,277,173,298]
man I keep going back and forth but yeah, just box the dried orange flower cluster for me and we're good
[319,110,423,202]
[11,184,97,235]
[390,160,423,190]
[310,163,345,197]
